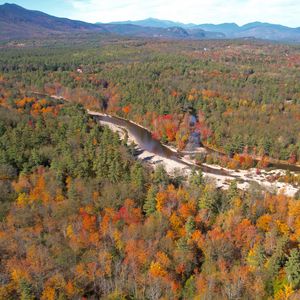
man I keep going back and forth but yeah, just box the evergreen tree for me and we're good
[199,185,228,215]
[143,185,157,216]
[130,162,145,190]
[265,236,288,295]
[285,249,300,289]
[152,164,169,188]
[247,244,266,270]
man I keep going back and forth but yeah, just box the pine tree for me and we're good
[153,164,169,187]
[247,244,266,270]
[130,162,145,190]
[285,249,300,289]
[143,185,157,216]
[199,185,226,215]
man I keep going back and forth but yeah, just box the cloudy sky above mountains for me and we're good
[1,0,300,27]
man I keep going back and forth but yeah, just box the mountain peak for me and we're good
[2,3,18,6]
[1,3,25,9]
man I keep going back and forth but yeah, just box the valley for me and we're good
[26,91,300,196]
[1,4,300,297]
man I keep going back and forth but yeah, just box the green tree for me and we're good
[143,185,157,216]
[130,162,145,190]
[227,180,238,201]
[152,164,169,188]
[185,216,196,236]
[285,248,300,289]
[189,168,204,187]
[182,275,196,299]
[19,280,34,300]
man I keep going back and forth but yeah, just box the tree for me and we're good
[182,275,196,299]
[20,280,34,300]
[247,244,266,271]
[285,249,300,289]
[185,216,196,236]
[143,185,157,216]
[189,168,204,187]
[199,184,229,215]
[130,162,145,190]
[227,180,238,201]
[152,165,169,188]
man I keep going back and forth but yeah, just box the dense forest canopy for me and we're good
[0,35,300,299]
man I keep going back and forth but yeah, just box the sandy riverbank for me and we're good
[92,114,191,174]
[89,110,299,197]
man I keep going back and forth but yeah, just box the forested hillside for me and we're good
[0,36,300,299]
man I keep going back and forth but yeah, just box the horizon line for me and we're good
[1,2,300,29]
[100,17,300,28]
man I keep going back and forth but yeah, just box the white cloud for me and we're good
[64,0,300,27]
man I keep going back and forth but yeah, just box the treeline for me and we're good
[0,91,299,299]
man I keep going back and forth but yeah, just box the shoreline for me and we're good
[87,110,179,154]
[87,110,300,171]
[89,110,299,197]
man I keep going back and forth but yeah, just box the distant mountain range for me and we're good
[0,3,224,40]
[106,18,197,29]
[107,18,300,42]
[1,3,300,42]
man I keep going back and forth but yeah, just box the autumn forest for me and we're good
[0,35,300,299]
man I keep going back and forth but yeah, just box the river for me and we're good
[94,113,300,173]
[93,113,231,177]
[28,92,300,196]
[30,91,300,173]
[90,112,300,197]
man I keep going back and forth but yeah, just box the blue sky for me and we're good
[1,0,300,27]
